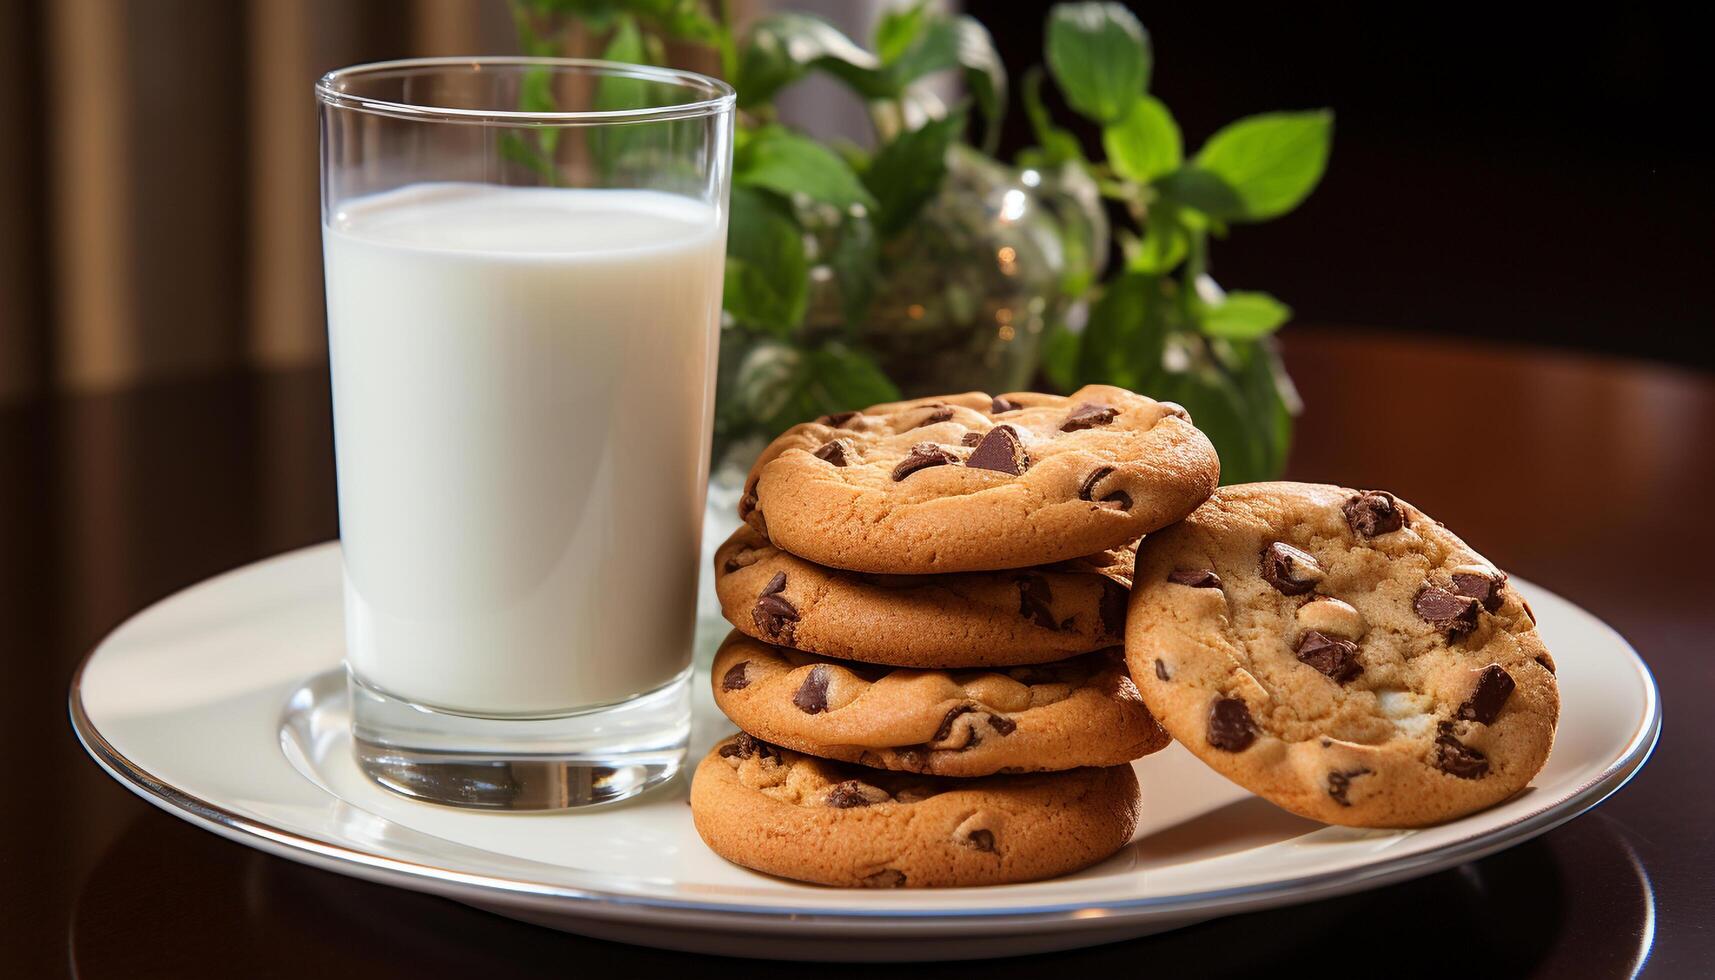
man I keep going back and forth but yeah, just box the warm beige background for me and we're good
[2,0,529,402]
[0,0,900,404]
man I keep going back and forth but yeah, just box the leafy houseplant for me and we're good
[510,1,1331,483]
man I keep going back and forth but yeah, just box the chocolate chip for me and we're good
[1295,630,1364,683]
[1534,652,1555,674]
[1077,466,1133,510]
[1327,767,1372,806]
[1414,585,1480,638]
[813,439,851,466]
[934,705,979,744]
[1260,542,1323,595]
[720,660,750,691]
[961,828,997,852]
[1099,579,1128,637]
[991,396,1021,414]
[1168,569,1223,589]
[1154,658,1171,681]
[825,780,872,809]
[891,442,959,481]
[1434,732,1489,779]
[1077,466,1113,500]
[817,411,858,427]
[960,431,982,447]
[752,572,799,644]
[913,406,954,428]
[718,733,768,759]
[964,424,1030,475]
[861,869,906,888]
[1457,664,1515,725]
[1343,490,1406,537]
[1017,574,1061,630]
[792,665,830,714]
[1208,697,1257,751]
[753,595,798,643]
[1451,570,1506,613]
[987,714,1017,736]
[1159,401,1190,420]
[1061,402,1119,431]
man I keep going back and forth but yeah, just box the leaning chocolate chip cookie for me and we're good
[710,633,1167,776]
[738,385,1218,574]
[1126,482,1559,828]
[714,525,1133,666]
[690,734,1140,887]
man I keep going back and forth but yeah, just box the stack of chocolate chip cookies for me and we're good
[690,385,1221,888]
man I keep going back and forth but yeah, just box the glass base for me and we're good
[348,668,691,811]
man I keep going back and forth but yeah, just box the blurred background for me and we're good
[0,0,1708,405]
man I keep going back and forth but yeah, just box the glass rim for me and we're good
[315,56,736,126]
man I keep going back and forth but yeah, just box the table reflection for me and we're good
[70,808,1655,977]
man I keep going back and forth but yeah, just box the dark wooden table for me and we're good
[5,329,1710,977]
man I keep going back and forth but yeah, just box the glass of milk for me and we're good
[316,59,733,809]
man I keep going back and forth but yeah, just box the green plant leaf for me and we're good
[862,110,964,236]
[955,16,1007,154]
[594,15,647,107]
[1103,95,1181,183]
[1045,2,1151,124]
[723,186,808,335]
[1040,321,1080,392]
[1178,110,1333,222]
[825,212,880,330]
[735,339,898,436]
[625,0,720,42]
[736,125,877,211]
[886,17,961,90]
[1126,208,1189,274]
[1196,289,1292,340]
[1075,271,1167,389]
[586,16,653,178]
[1020,67,1084,168]
[1235,337,1296,478]
[804,344,900,414]
[875,1,930,64]
[737,12,885,107]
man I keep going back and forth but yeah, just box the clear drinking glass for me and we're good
[316,58,733,809]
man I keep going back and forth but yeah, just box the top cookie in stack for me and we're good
[737,384,1220,574]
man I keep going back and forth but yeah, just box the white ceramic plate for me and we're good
[70,542,1658,961]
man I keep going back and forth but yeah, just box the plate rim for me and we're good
[68,542,1663,930]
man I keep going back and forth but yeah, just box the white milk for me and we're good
[323,183,725,714]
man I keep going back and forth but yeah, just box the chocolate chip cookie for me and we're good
[1126,482,1559,828]
[714,525,1134,667]
[738,385,1219,574]
[711,633,1167,776]
[690,734,1141,887]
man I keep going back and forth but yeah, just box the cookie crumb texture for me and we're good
[711,633,1168,776]
[1126,482,1560,828]
[714,525,1134,666]
[740,385,1219,574]
[689,736,1142,887]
